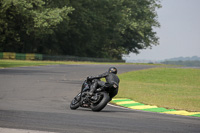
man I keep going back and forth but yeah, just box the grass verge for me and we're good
[0,59,163,68]
[117,67,200,112]
[0,60,77,68]
[0,59,125,68]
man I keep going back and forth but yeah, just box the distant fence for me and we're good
[0,52,125,62]
[0,52,42,60]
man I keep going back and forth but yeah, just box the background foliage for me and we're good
[0,0,161,60]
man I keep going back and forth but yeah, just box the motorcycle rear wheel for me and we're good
[91,92,110,112]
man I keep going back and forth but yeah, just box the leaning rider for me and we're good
[87,67,120,101]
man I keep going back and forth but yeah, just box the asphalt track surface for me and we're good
[0,64,199,133]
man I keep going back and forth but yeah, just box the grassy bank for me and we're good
[117,68,200,112]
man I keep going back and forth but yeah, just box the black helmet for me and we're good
[108,67,117,74]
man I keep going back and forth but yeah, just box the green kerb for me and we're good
[120,103,145,107]
[142,108,176,112]
[190,114,200,117]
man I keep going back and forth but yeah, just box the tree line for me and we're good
[0,0,161,60]
[162,60,200,67]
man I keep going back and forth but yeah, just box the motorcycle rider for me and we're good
[87,67,120,101]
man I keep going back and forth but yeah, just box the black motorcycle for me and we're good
[70,78,110,112]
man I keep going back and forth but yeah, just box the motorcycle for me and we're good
[70,78,110,112]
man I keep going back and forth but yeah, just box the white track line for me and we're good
[0,127,56,133]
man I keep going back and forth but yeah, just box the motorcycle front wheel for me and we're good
[91,92,110,112]
[70,93,81,110]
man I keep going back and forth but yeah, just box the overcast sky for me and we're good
[126,0,200,61]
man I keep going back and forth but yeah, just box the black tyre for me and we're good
[70,93,81,110]
[91,92,110,112]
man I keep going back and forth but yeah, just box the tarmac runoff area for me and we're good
[0,128,56,133]
[112,98,200,118]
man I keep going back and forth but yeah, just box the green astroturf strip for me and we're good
[112,99,132,102]
[120,103,145,107]
[190,114,200,117]
[142,108,176,112]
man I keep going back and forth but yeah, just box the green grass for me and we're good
[117,68,200,112]
[0,60,75,68]
[0,59,164,68]
[0,60,122,68]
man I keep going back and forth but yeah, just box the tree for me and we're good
[121,0,161,54]
[63,0,161,59]
[0,0,73,53]
[0,0,161,60]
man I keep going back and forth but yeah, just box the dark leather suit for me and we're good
[89,71,120,99]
